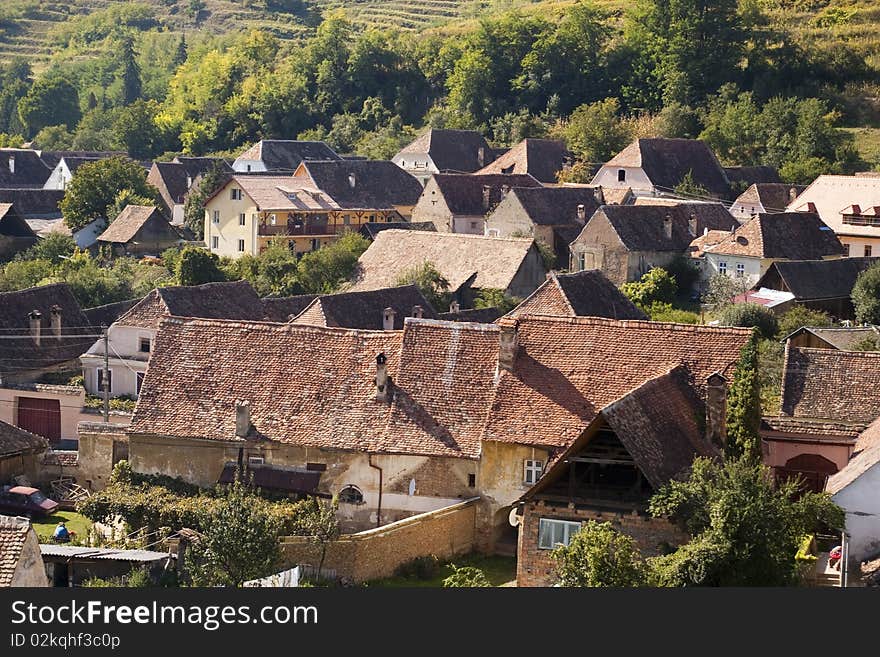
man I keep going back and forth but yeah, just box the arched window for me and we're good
[338,485,364,505]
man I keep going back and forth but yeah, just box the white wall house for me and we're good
[827,444,880,567]
[80,323,154,399]
[702,252,766,288]
[42,158,77,191]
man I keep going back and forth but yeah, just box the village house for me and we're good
[349,229,548,303]
[358,221,436,241]
[569,203,738,285]
[0,418,48,484]
[507,270,647,321]
[0,149,52,189]
[438,306,503,323]
[484,186,604,264]
[476,138,573,183]
[786,174,880,257]
[290,285,439,330]
[392,128,498,185]
[0,190,64,228]
[783,326,879,351]
[761,345,880,491]
[80,280,267,400]
[261,295,320,322]
[232,139,341,173]
[752,257,879,320]
[412,173,542,234]
[590,138,732,200]
[0,203,38,260]
[699,212,846,287]
[96,205,181,257]
[729,183,804,221]
[42,154,124,191]
[0,515,48,587]
[147,157,232,225]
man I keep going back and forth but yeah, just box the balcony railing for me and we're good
[259,220,350,237]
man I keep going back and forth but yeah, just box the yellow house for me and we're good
[204,161,423,259]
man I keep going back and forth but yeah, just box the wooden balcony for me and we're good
[259,219,348,237]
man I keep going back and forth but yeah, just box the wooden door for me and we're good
[17,397,61,443]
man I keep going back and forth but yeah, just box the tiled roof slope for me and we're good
[476,139,571,183]
[483,316,752,448]
[0,149,51,188]
[290,285,438,330]
[755,257,879,300]
[430,173,542,215]
[733,183,805,214]
[397,129,494,173]
[0,419,47,457]
[0,515,31,586]
[705,212,845,259]
[786,174,880,238]
[236,140,341,171]
[261,295,319,322]
[595,203,738,251]
[505,186,601,226]
[0,283,96,374]
[508,270,648,320]
[296,160,423,209]
[97,206,167,244]
[780,346,880,424]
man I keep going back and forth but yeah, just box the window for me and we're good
[239,213,246,226]
[538,518,582,550]
[212,210,220,224]
[468,473,476,488]
[577,253,586,271]
[844,243,850,257]
[735,263,745,278]
[311,238,320,251]
[139,337,150,353]
[247,455,264,466]
[246,164,252,172]
[866,245,873,257]
[524,459,544,485]
[269,214,277,225]
[231,188,242,200]
[211,236,219,249]
[470,221,478,230]
[718,261,728,275]
[237,239,245,252]
[339,485,364,505]
[343,214,351,226]
[617,169,626,182]
[136,372,145,395]
[97,369,111,394]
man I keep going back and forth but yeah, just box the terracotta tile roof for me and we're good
[508,270,647,320]
[359,221,436,240]
[689,230,733,258]
[218,175,335,211]
[0,515,32,587]
[290,285,438,330]
[704,212,845,259]
[785,326,880,351]
[97,205,171,244]
[350,229,542,293]
[476,139,572,183]
[261,295,319,322]
[786,175,880,238]
[586,203,738,252]
[780,346,880,424]
[295,160,423,209]
[0,283,96,375]
[733,183,804,214]
[603,138,731,198]
[0,149,51,188]
[437,307,503,323]
[0,419,47,457]
[755,257,879,301]
[396,129,494,173]
[235,140,340,171]
[483,315,752,448]
[429,173,543,216]
[760,417,864,441]
[114,281,266,329]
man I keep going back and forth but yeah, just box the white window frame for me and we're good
[735,262,745,278]
[538,518,582,550]
[239,213,246,226]
[237,239,245,253]
[524,459,544,486]
[231,188,242,201]
[718,261,727,275]
[211,236,219,250]
[212,210,220,224]
[247,456,265,466]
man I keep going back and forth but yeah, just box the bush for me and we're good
[621,268,677,307]
[395,555,441,580]
[776,306,832,339]
[717,303,778,339]
[643,302,699,324]
[852,263,880,325]
[552,520,646,587]
[441,564,491,588]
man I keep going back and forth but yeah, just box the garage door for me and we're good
[17,397,61,443]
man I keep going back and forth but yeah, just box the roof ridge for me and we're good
[375,229,532,244]
[403,317,501,332]
[516,313,754,334]
[159,315,405,337]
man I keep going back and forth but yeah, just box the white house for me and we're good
[43,157,101,191]
[232,140,340,173]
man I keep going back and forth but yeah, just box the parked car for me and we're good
[0,485,59,517]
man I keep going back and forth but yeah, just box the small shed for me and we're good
[39,544,175,587]
[97,205,180,256]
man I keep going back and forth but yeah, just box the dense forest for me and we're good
[1,0,879,183]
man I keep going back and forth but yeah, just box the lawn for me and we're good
[31,510,93,544]
[367,553,517,588]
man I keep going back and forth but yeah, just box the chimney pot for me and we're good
[382,307,396,331]
[663,212,673,240]
[576,204,586,222]
[412,305,424,319]
[375,352,390,402]
[789,187,797,203]
[688,212,697,237]
[186,174,193,189]
[449,300,460,314]
[498,320,519,371]
[482,185,491,211]
[593,186,605,205]
[235,400,252,438]
[348,173,356,188]
[8,155,14,175]
[50,305,62,340]
[477,146,486,168]
[28,310,41,347]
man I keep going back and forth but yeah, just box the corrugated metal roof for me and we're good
[40,545,173,562]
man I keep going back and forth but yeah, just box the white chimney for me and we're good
[412,305,424,319]
[50,305,62,340]
[186,174,193,189]
[449,300,460,313]
[482,185,491,211]
[663,212,673,240]
[382,307,396,330]
[576,204,586,222]
[688,212,697,237]
[593,185,605,205]
[348,173,356,188]
[789,187,798,202]
[235,400,251,438]
[8,155,14,174]
[28,310,41,347]
[375,353,390,402]
[477,146,486,168]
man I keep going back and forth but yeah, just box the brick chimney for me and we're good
[412,305,424,319]
[382,307,396,330]
[8,155,14,174]
[375,352,390,402]
[593,186,604,205]
[663,212,673,240]
[576,204,586,222]
[688,212,697,237]
[235,400,252,438]
[501,184,510,197]
[498,319,518,371]
[50,305,62,340]
[449,300,460,313]
[705,373,728,449]
[28,310,41,347]
[482,185,491,211]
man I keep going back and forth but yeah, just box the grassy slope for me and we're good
[367,553,516,587]
[31,509,93,543]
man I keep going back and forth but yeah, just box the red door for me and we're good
[17,397,61,443]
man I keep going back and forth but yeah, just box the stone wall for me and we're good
[279,498,478,583]
[516,499,688,587]
[77,422,130,491]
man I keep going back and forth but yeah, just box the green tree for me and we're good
[18,77,81,137]
[33,125,75,150]
[223,240,300,297]
[394,262,452,312]
[851,262,880,325]
[474,288,520,314]
[621,267,677,307]
[552,98,631,164]
[725,336,762,460]
[108,189,156,223]
[776,306,832,339]
[717,303,778,339]
[552,520,646,587]
[173,34,188,68]
[648,457,844,586]
[15,233,76,264]
[185,477,283,587]
[119,35,143,106]
[674,170,710,199]
[442,565,491,588]
[112,100,164,159]
[702,273,749,308]
[183,162,230,239]
[176,246,226,286]
[297,232,370,294]
[291,497,340,578]
[60,157,159,232]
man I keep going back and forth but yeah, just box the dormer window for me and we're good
[617,169,626,182]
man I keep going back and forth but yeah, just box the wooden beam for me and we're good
[568,457,634,466]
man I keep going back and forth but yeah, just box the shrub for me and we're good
[621,268,677,307]
[643,302,699,324]
[776,306,832,339]
[852,263,880,325]
[441,564,491,588]
[395,555,441,580]
[552,520,646,587]
[717,303,778,339]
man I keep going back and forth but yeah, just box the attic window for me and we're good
[139,337,151,353]
[231,188,243,201]
[736,236,748,245]
[866,245,873,257]
[617,169,626,182]
[339,485,364,505]
[524,459,544,485]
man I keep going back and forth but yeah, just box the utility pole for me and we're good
[102,326,109,424]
